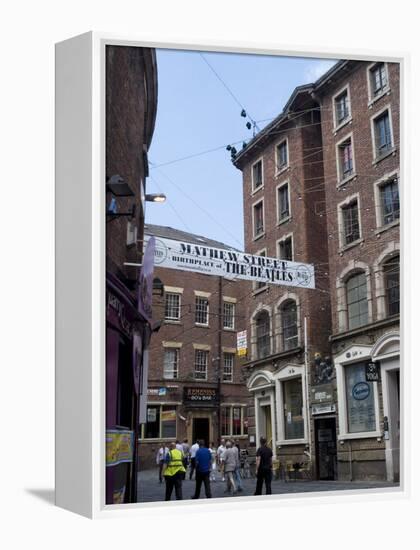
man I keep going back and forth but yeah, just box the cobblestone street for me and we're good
[137,468,398,503]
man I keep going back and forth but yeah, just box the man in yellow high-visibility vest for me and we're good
[163,441,186,501]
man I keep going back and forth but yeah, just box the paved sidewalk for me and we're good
[137,468,398,503]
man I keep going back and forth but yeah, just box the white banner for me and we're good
[144,235,315,289]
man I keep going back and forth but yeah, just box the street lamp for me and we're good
[145,193,166,203]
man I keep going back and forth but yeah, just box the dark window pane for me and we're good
[384,256,400,316]
[256,311,270,358]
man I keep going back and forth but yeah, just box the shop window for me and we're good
[116,337,133,428]
[281,300,298,350]
[164,293,181,321]
[256,310,270,359]
[345,362,376,433]
[161,406,177,439]
[195,296,209,325]
[379,176,399,226]
[144,405,160,439]
[220,406,247,436]
[142,405,177,439]
[346,272,368,329]
[194,349,208,380]
[223,353,234,382]
[384,255,400,316]
[282,378,304,440]
[223,302,235,330]
[163,348,179,379]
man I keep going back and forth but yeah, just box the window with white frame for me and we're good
[277,182,290,222]
[276,140,288,172]
[369,62,388,99]
[221,406,248,436]
[252,159,263,190]
[164,292,181,321]
[194,349,208,380]
[163,348,179,379]
[373,108,393,159]
[253,200,264,237]
[223,301,235,330]
[142,405,177,439]
[282,378,304,439]
[340,199,360,246]
[384,255,400,316]
[346,272,368,329]
[281,300,298,350]
[195,296,209,325]
[334,88,350,126]
[256,310,270,359]
[223,353,234,382]
[379,176,400,226]
[337,136,354,181]
[278,235,293,261]
[345,362,376,433]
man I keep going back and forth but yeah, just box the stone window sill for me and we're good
[333,116,353,135]
[368,87,391,108]
[372,147,397,166]
[339,237,364,254]
[336,172,357,189]
[375,219,400,236]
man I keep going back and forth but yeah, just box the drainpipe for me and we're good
[304,317,313,466]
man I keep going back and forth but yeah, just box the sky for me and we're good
[146,49,337,250]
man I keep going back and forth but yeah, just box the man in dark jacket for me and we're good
[191,440,212,499]
[254,437,273,495]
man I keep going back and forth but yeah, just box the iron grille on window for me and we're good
[256,311,270,359]
[194,349,208,380]
[223,302,235,329]
[342,201,360,245]
[281,301,298,350]
[195,296,209,325]
[164,293,181,320]
[163,348,179,379]
[278,184,290,221]
[384,256,400,316]
[370,62,388,96]
[223,353,234,382]
[374,111,392,157]
[277,141,288,170]
[254,202,264,236]
[253,160,263,189]
[335,91,349,123]
[380,177,400,225]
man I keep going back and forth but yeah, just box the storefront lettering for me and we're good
[107,292,133,336]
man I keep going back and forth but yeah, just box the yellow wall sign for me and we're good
[106,429,134,467]
[237,330,247,357]
[161,409,176,422]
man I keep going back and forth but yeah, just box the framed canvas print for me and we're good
[55,32,404,518]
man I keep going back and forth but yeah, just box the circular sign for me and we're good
[352,382,370,401]
[153,238,168,265]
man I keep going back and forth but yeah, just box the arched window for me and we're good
[383,255,399,316]
[346,272,368,329]
[281,300,298,350]
[256,311,270,359]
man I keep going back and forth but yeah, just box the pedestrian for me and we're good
[216,438,226,481]
[163,442,186,501]
[175,439,183,452]
[232,441,243,492]
[189,439,199,480]
[209,442,217,481]
[156,442,170,484]
[181,439,190,479]
[191,440,212,499]
[222,441,237,495]
[254,437,273,496]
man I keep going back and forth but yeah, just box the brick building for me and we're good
[105,46,158,503]
[138,224,250,469]
[234,59,400,482]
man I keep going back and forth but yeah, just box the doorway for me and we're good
[261,405,273,447]
[314,417,337,480]
[192,417,210,446]
[383,365,400,482]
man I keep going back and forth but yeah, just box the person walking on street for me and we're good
[189,440,199,480]
[209,442,217,481]
[156,442,169,484]
[254,437,273,496]
[175,440,183,452]
[163,442,186,501]
[222,441,237,495]
[191,440,212,499]
[217,439,226,481]
[232,441,243,492]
